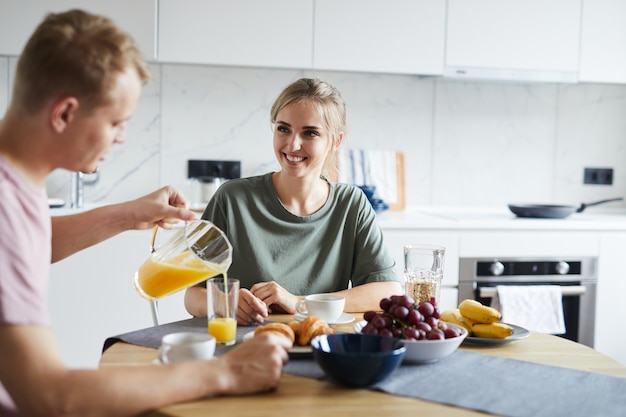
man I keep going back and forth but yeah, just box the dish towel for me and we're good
[491,285,566,334]
[337,149,398,205]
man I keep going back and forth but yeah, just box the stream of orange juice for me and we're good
[136,251,223,299]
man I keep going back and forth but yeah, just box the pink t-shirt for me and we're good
[0,155,52,414]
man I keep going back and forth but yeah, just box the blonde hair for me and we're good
[12,9,150,114]
[270,78,347,181]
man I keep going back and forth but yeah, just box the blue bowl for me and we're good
[311,333,406,387]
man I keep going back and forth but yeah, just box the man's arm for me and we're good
[0,324,289,416]
[51,186,195,262]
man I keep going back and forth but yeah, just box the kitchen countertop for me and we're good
[377,206,626,231]
[50,204,626,231]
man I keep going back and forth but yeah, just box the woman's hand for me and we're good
[250,281,300,315]
[237,288,270,324]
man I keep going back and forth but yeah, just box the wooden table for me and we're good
[100,315,626,416]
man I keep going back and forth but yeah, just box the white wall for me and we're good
[2,56,625,208]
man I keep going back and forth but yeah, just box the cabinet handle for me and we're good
[478,286,586,298]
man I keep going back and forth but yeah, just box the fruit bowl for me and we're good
[354,320,467,363]
[359,295,468,363]
[310,333,406,387]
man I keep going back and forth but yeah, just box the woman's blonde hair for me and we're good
[12,9,150,114]
[270,78,347,181]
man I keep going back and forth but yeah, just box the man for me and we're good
[0,9,290,416]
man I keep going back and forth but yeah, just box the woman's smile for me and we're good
[284,153,306,163]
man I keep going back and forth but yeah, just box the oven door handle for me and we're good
[478,286,587,298]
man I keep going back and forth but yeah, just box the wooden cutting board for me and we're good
[391,151,405,211]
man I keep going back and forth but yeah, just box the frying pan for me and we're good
[508,197,624,219]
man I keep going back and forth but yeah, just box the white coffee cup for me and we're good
[158,332,216,364]
[295,294,345,323]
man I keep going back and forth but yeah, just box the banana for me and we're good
[458,299,501,324]
[440,308,475,334]
[472,322,514,339]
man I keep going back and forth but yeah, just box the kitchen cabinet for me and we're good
[595,233,626,366]
[158,0,313,68]
[0,0,157,60]
[49,229,191,369]
[313,0,446,75]
[579,0,626,84]
[444,0,581,82]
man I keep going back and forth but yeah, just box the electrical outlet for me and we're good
[584,167,613,185]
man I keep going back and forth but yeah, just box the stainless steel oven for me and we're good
[459,257,597,347]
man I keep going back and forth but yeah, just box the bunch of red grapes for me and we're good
[361,295,462,341]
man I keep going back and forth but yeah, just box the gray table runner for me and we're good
[103,317,626,417]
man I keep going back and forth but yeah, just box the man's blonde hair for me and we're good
[12,9,150,114]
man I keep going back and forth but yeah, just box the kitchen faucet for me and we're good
[70,170,100,208]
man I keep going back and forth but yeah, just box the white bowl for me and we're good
[354,321,467,363]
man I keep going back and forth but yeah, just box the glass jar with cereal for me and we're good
[403,244,445,304]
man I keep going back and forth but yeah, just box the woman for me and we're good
[184,78,402,324]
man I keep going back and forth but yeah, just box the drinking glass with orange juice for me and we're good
[134,219,232,301]
[207,277,239,345]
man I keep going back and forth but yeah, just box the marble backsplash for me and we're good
[1,56,626,209]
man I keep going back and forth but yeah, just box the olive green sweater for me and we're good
[201,173,399,294]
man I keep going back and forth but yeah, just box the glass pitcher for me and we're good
[134,219,232,301]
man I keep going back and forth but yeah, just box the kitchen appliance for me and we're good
[459,257,597,347]
[187,160,240,211]
[508,197,623,219]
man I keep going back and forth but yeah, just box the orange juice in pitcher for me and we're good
[135,252,225,300]
[134,220,232,301]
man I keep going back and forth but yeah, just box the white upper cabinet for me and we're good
[444,0,582,82]
[0,0,157,60]
[158,0,313,69]
[579,0,626,84]
[5,1,623,84]
[313,0,446,75]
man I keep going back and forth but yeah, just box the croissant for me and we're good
[253,322,295,344]
[287,320,301,335]
[296,315,335,346]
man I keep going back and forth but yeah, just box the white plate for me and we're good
[293,312,355,325]
[463,323,531,346]
[243,331,312,356]
[353,320,367,333]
